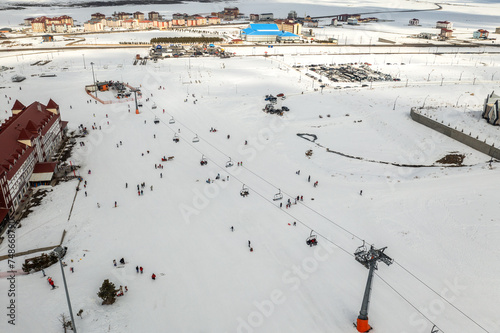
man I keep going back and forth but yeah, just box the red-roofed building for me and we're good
[31,15,74,33]
[0,100,66,218]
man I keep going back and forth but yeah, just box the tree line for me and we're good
[150,37,224,44]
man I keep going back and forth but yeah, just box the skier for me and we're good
[70,267,74,273]
[113,259,117,266]
[280,202,282,208]
[47,277,55,289]
[300,196,303,201]
[360,190,363,196]
[115,201,117,207]
[97,203,100,208]
[231,226,234,232]
[150,185,153,191]
[248,240,251,247]
[136,266,139,273]
[227,134,230,139]
[42,269,46,277]
[126,183,128,188]
[293,222,296,226]
[308,175,311,182]
[120,258,125,265]
[85,191,87,197]
[160,173,162,178]
[244,140,247,145]
[140,266,143,274]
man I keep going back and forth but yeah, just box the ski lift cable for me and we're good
[392,262,490,333]
[374,273,446,333]
[238,166,490,332]
[147,110,450,333]
[146,110,486,332]
[228,181,448,333]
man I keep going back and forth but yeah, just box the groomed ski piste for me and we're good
[0,1,500,332]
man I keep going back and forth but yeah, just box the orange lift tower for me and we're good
[354,242,393,332]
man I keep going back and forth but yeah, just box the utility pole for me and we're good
[393,96,399,110]
[54,246,77,333]
[422,95,430,108]
[90,62,97,98]
[354,242,393,332]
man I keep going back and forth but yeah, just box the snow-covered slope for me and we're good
[0,1,499,332]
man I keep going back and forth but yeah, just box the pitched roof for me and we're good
[12,100,25,111]
[33,162,57,174]
[17,128,33,141]
[0,101,60,178]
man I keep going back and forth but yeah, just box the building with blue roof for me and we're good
[240,23,300,42]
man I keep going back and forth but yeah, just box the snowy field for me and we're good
[0,1,499,333]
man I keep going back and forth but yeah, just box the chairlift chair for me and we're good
[306,230,318,247]
[192,134,200,143]
[225,157,233,168]
[273,189,283,201]
[240,184,249,197]
[169,117,175,124]
[154,117,160,124]
[152,103,157,109]
[200,154,208,166]
[173,133,179,143]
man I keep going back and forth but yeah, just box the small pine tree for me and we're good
[97,279,117,305]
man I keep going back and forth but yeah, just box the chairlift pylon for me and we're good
[240,184,249,197]
[306,230,318,247]
[192,134,199,143]
[169,117,175,124]
[273,189,283,201]
[225,157,233,168]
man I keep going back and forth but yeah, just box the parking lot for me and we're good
[296,63,399,86]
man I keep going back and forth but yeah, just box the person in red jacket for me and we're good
[151,273,156,280]
[47,277,55,289]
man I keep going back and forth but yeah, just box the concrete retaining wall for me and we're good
[410,108,500,159]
